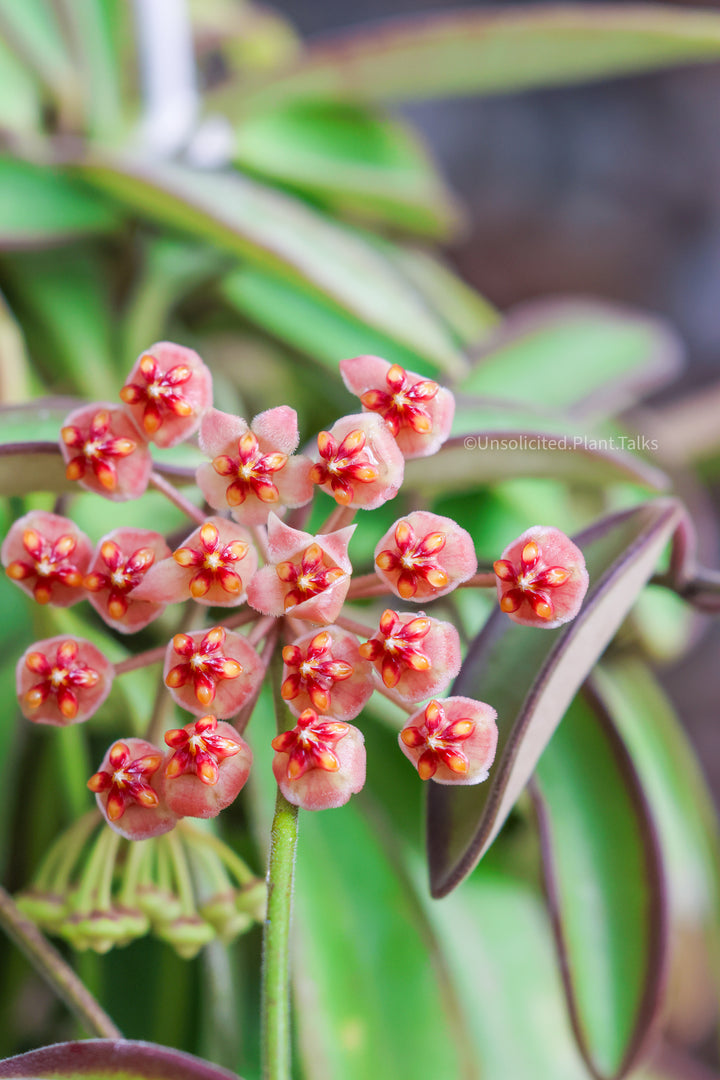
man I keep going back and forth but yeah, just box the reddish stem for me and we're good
[149,471,207,526]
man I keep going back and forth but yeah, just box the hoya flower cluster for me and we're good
[3,342,590,869]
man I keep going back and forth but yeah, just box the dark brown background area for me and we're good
[272,0,720,828]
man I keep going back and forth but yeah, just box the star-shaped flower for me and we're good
[88,738,178,840]
[399,697,498,785]
[374,511,477,602]
[84,528,171,632]
[281,626,372,719]
[119,341,212,447]
[359,609,461,702]
[493,526,589,628]
[197,407,313,526]
[16,636,113,726]
[340,355,454,458]
[271,709,366,810]
[164,717,253,819]
[247,513,355,624]
[60,404,151,501]
[164,626,264,718]
[2,511,91,606]
[310,413,404,509]
[133,518,257,608]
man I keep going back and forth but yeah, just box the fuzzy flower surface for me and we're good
[164,626,264,718]
[281,626,373,720]
[164,716,252,818]
[247,514,355,624]
[359,610,461,702]
[197,407,313,526]
[310,413,404,509]
[134,518,257,608]
[16,636,113,726]
[375,511,477,601]
[340,355,454,459]
[2,511,92,606]
[88,738,178,840]
[399,697,498,785]
[493,526,589,628]
[119,341,213,447]
[84,528,171,632]
[60,404,152,501]
[272,708,366,810]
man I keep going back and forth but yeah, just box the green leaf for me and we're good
[0,1039,243,1079]
[57,0,127,137]
[459,300,682,418]
[233,99,460,237]
[0,291,32,402]
[533,687,666,1079]
[592,658,720,1042]
[380,244,499,349]
[230,4,720,111]
[422,867,590,1079]
[427,498,683,897]
[0,35,41,132]
[75,154,467,376]
[402,431,668,493]
[221,264,440,375]
[0,159,119,248]
[1,248,118,394]
[0,0,77,107]
[293,801,465,1080]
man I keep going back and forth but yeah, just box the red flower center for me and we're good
[359,610,432,688]
[271,708,349,780]
[375,520,449,599]
[276,544,345,611]
[24,640,100,720]
[400,700,475,779]
[120,353,194,435]
[87,741,162,821]
[85,541,156,618]
[61,410,136,490]
[310,429,379,506]
[165,626,243,706]
[212,431,288,507]
[5,528,84,604]
[173,522,249,598]
[494,540,571,621]
[360,364,438,437]
[281,631,353,711]
[165,715,241,785]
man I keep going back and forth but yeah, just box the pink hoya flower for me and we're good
[271,709,366,810]
[247,513,354,624]
[2,511,91,606]
[88,738,178,840]
[340,355,454,459]
[493,526,590,628]
[164,626,264,718]
[84,528,171,633]
[163,715,252,819]
[16,636,113,725]
[399,698,498,785]
[119,342,213,448]
[60,404,152,501]
[358,610,461,703]
[196,407,313,526]
[133,518,257,608]
[281,626,373,720]
[310,413,404,509]
[374,511,477,601]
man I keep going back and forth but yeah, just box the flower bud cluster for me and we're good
[15,812,266,957]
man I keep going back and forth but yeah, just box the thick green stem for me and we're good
[0,885,121,1038]
[261,648,300,1080]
